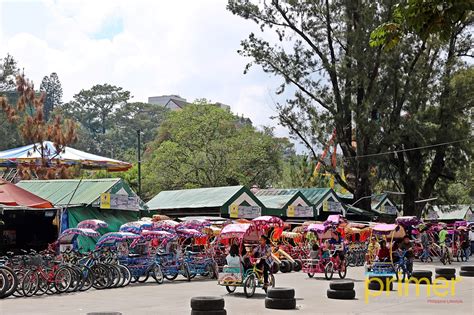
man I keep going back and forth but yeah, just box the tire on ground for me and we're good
[264,297,296,310]
[459,270,474,277]
[329,280,354,291]
[190,296,225,311]
[326,289,356,300]
[410,270,432,284]
[191,310,227,315]
[279,260,291,273]
[266,287,295,299]
[367,276,393,291]
[460,266,474,272]
[435,268,456,275]
[435,274,455,280]
[293,260,303,272]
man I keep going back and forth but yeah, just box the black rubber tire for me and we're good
[266,287,295,299]
[327,289,356,300]
[411,270,432,278]
[264,297,296,310]
[435,274,456,280]
[293,260,303,272]
[409,276,431,284]
[190,296,225,311]
[367,277,393,291]
[279,260,291,273]
[435,268,456,275]
[191,310,226,315]
[459,270,474,277]
[329,281,354,291]
[460,265,474,272]
[271,262,279,274]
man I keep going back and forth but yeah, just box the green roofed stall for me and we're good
[255,188,345,220]
[17,178,145,251]
[257,192,314,219]
[147,185,265,219]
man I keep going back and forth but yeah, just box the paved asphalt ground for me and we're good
[1,261,473,315]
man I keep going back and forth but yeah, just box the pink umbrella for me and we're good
[251,216,284,229]
[325,214,344,226]
[153,220,179,232]
[220,223,252,239]
[176,228,205,238]
[306,223,330,233]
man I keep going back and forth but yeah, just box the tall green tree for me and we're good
[40,72,63,121]
[63,84,130,135]
[0,54,19,92]
[142,104,285,199]
[228,0,473,215]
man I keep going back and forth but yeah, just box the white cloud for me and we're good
[0,0,307,151]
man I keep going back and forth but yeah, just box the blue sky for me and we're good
[0,0,303,150]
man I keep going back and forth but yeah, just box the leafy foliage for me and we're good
[141,104,286,199]
[40,72,63,121]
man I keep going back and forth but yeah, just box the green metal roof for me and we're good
[427,205,473,221]
[17,178,120,206]
[255,188,333,206]
[147,186,246,210]
[257,195,295,209]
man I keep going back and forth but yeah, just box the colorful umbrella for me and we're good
[176,228,205,238]
[220,223,252,239]
[152,220,179,232]
[251,216,284,229]
[58,228,100,243]
[0,141,132,172]
[96,232,140,247]
[119,220,153,234]
[77,219,108,230]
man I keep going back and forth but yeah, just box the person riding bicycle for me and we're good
[439,226,451,260]
[398,235,414,273]
[252,235,272,289]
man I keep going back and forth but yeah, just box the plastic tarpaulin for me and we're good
[67,206,139,252]
[0,179,53,208]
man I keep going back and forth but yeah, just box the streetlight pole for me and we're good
[137,129,141,198]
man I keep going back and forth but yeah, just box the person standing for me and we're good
[420,229,431,262]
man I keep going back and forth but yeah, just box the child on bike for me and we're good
[398,235,414,273]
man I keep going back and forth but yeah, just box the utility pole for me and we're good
[137,129,142,198]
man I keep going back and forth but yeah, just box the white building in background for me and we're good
[148,95,231,112]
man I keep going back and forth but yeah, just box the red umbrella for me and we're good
[0,179,53,208]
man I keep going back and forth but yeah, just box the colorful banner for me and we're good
[228,204,261,219]
[100,193,139,211]
[323,200,343,213]
[287,205,313,217]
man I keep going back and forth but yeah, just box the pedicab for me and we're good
[271,230,304,273]
[119,220,153,234]
[344,222,371,267]
[153,228,192,282]
[96,231,163,284]
[301,223,347,280]
[177,227,218,279]
[364,223,409,281]
[217,219,277,298]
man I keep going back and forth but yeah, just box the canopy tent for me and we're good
[0,179,53,209]
[0,141,132,172]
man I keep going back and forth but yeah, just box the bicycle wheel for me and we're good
[54,267,72,293]
[22,270,39,297]
[92,264,111,289]
[79,265,94,291]
[118,265,131,287]
[243,273,256,298]
[164,272,178,281]
[12,269,26,297]
[181,263,191,282]
[67,266,82,292]
[109,265,122,287]
[151,264,164,284]
[324,262,334,280]
[338,261,347,279]
[0,269,8,298]
[0,266,18,299]
[226,285,236,293]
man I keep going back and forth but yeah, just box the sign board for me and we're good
[384,205,398,215]
[322,200,343,213]
[287,205,313,217]
[228,204,261,219]
[100,193,139,211]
